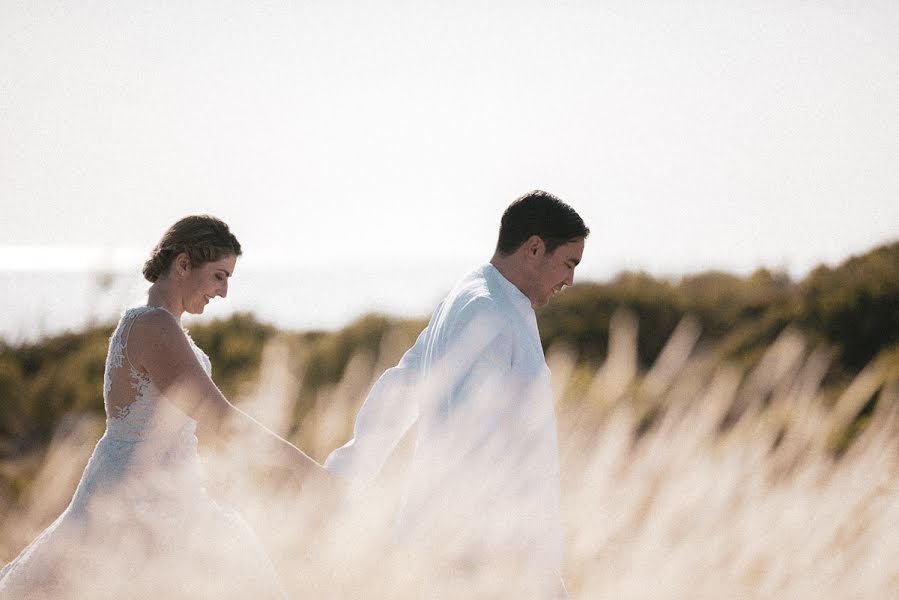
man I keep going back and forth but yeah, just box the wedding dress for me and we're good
[0,306,286,599]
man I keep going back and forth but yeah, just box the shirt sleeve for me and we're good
[440,302,515,425]
[323,325,427,485]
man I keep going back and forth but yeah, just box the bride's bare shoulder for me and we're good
[126,307,188,355]
[128,306,178,332]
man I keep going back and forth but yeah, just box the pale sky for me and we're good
[2,0,897,281]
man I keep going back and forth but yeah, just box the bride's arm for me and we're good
[127,308,327,483]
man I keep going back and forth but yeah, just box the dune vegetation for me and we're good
[0,241,896,597]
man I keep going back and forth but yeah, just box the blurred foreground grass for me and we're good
[0,241,897,597]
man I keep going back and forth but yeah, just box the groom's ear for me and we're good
[523,235,545,260]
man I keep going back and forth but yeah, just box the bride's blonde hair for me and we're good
[143,215,242,282]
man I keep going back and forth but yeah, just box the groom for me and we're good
[325,190,588,597]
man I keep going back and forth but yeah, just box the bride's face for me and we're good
[180,254,237,315]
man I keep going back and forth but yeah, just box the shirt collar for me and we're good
[483,262,535,321]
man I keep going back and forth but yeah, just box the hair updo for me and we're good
[142,215,242,283]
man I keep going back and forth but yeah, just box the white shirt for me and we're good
[325,263,562,572]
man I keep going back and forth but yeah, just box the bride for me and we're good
[0,215,324,598]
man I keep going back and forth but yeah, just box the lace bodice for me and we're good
[0,308,287,599]
[103,305,209,442]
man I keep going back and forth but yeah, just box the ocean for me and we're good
[0,261,486,342]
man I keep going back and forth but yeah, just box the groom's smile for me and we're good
[532,238,585,308]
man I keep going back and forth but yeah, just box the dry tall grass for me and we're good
[2,313,896,598]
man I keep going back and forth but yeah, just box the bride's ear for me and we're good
[174,252,191,277]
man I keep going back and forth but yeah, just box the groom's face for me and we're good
[529,237,585,308]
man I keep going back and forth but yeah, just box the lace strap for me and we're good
[121,306,162,375]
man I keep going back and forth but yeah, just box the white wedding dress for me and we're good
[0,306,286,599]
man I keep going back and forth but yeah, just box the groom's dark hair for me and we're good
[495,190,589,255]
